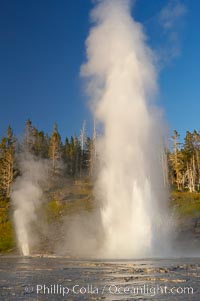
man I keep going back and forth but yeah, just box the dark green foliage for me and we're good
[0,121,200,195]
[24,119,50,158]
[49,123,63,174]
[0,120,95,194]
[169,130,200,192]
[0,126,16,198]
[0,197,15,252]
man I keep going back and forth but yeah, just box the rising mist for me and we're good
[11,153,49,256]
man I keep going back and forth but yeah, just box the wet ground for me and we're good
[0,257,199,300]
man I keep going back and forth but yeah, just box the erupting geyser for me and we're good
[11,154,47,256]
[82,0,172,258]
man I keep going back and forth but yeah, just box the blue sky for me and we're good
[0,0,199,141]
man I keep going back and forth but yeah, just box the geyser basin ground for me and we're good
[0,256,199,300]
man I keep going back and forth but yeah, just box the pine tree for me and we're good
[64,137,70,175]
[193,130,200,191]
[65,135,81,177]
[80,121,87,176]
[24,119,35,153]
[49,123,62,174]
[169,130,184,190]
[0,126,16,198]
[183,130,200,191]
[34,130,50,158]
[73,134,81,177]
[87,120,97,177]
[85,137,93,176]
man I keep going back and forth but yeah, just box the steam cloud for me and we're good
[11,153,49,256]
[81,0,172,258]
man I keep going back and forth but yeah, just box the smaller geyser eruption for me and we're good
[82,0,172,258]
[11,153,48,256]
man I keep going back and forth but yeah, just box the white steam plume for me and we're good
[11,153,48,256]
[81,0,172,258]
